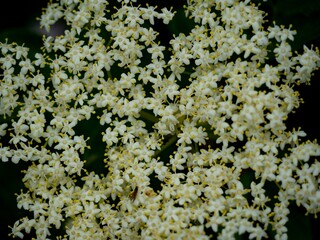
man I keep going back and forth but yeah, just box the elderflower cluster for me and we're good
[1,0,320,239]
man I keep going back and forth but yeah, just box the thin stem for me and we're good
[139,110,159,124]
[154,134,178,158]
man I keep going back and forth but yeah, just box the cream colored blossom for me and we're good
[1,0,319,239]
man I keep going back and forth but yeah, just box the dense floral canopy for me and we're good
[0,0,319,239]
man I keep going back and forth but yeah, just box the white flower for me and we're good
[102,127,119,147]
[1,0,320,239]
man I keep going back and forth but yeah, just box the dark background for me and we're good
[0,0,320,239]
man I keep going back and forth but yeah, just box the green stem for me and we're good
[193,142,199,153]
[154,134,178,158]
[139,110,159,124]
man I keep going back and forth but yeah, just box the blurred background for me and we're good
[0,0,320,239]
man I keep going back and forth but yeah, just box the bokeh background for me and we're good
[0,0,320,239]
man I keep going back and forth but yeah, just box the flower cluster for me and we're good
[1,0,320,239]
